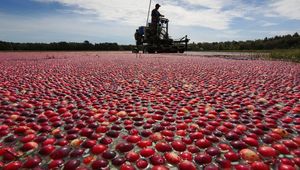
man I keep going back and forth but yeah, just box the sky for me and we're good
[0,0,299,44]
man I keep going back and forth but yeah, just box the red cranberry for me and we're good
[258,146,277,157]
[112,157,126,166]
[126,151,140,162]
[136,159,148,169]
[151,165,169,170]
[206,147,221,156]
[150,154,166,165]
[155,142,172,152]
[164,152,181,164]
[91,159,109,169]
[140,148,155,157]
[102,150,117,159]
[178,160,197,170]
[194,153,212,165]
[63,160,80,170]
[91,144,107,155]
[116,142,134,153]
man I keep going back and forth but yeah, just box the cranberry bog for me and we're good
[0,52,299,170]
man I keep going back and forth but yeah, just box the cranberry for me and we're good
[126,151,140,162]
[63,160,81,170]
[136,159,148,169]
[102,150,117,159]
[258,146,277,157]
[91,144,107,155]
[164,152,181,164]
[140,148,155,157]
[194,153,212,165]
[116,142,134,153]
[112,157,126,166]
[178,160,197,170]
[155,142,172,152]
[91,159,109,169]
[150,154,166,165]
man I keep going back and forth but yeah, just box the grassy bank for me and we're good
[269,49,300,62]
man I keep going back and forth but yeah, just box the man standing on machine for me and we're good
[151,4,164,36]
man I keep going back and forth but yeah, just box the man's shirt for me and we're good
[151,9,162,24]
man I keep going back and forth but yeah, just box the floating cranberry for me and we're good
[136,159,148,169]
[283,140,298,149]
[23,156,42,168]
[4,135,18,143]
[50,146,71,160]
[48,159,64,169]
[126,151,140,162]
[91,159,109,169]
[127,135,142,143]
[225,131,240,141]
[39,145,55,155]
[243,137,259,146]
[280,158,295,166]
[261,135,275,144]
[230,140,248,150]
[195,139,212,148]
[3,161,22,170]
[164,152,181,164]
[204,164,220,170]
[258,146,277,157]
[137,140,152,148]
[251,161,270,170]
[178,160,197,170]
[171,140,186,152]
[100,149,116,159]
[155,142,172,152]
[63,160,80,170]
[151,165,170,170]
[206,147,221,156]
[278,164,296,170]
[91,144,107,155]
[225,151,240,162]
[99,137,113,145]
[21,141,38,151]
[234,164,251,170]
[120,163,136,170]
[112,157,126,166]
[216,157,231,169]
[70,148,85,157]
[272,144,290,154]
[187,145,200,153]
[140,148,155,157]
[240,149,260,162]
[116,142,134,153]
[106,130,119,138]
[194,153,212,165]
[79,128,94,137]
[82,139,97,148]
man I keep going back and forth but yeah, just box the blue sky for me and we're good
[0,0,299,44]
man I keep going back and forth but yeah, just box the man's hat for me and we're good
[155,4,161,8]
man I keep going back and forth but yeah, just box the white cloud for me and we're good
[269,0,300,20]
[32,0,246,30]
[262,22,278,27]
[182,0,230,9]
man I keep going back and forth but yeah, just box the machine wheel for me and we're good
[148,49,155,53]
[144,46,155,53]
[178,49,184,53]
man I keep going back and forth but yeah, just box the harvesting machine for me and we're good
[133,2,189,53]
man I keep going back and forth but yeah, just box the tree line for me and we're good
[190,32,300,51]
[0,32,299,51]
[0,40,134,51]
